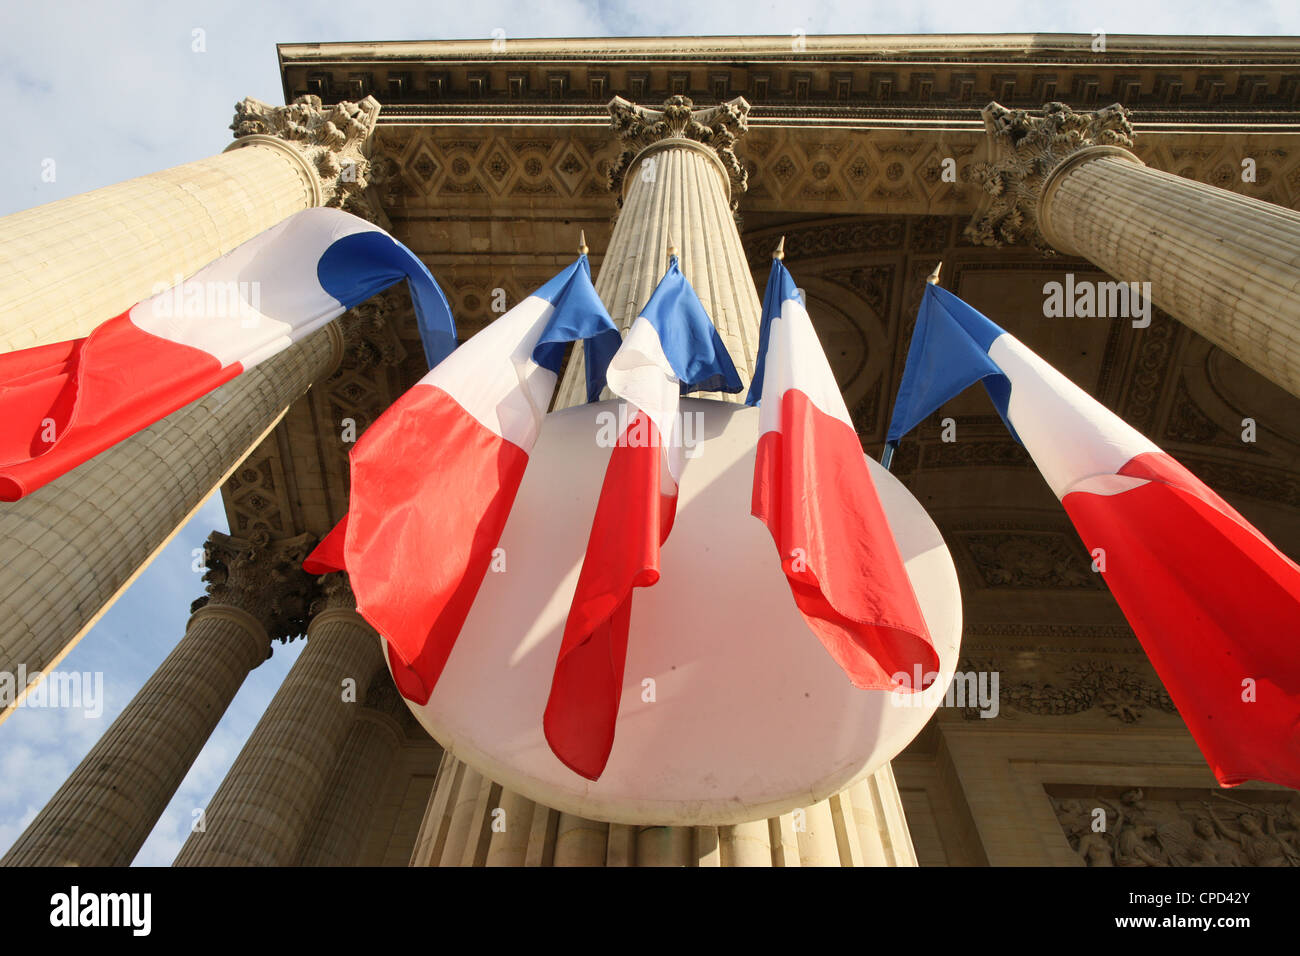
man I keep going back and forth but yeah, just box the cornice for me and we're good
[278,34,1300,134]
[278,34,1300,63]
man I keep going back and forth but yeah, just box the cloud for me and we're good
[4,0,1297,215]
[0,492,235,862]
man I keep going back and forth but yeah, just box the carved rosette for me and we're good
[231,93,382,216]
[191,530,319,643]
[606,94,751,209]
[965,101,1135,254]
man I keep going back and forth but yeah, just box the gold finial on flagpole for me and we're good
[578,230,588,256]
[667,236,678,261]
[927,261,942,285]
[773,235,785,261]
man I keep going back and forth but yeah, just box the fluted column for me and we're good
[1,532,315,866]
[294,682,414,866]
[416,96,918,868]
[0,324,340,722]
[554,94,760,406]
[968,100,1300,399]
[173,574,384,866]
[0,94,384,721]
[0,94,380,352]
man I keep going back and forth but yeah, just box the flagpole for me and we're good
[881,260,942,472]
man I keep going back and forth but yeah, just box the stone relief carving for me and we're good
[1164,377,1221,444]
[191,529,318,644]
[966,101,1135,253]
[1053,787,1300,866]
[742,218,906,266]
[824,265,893,320]
[961,531,1100,589]
[231,93,382,215]
[962,657,1174,723]
[370,117,1300,219]
[1179,455,1300,510]
[1119,310,1181,433]
[224,456,287,535]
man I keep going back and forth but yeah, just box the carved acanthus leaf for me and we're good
[606,95,750,208]
[965,100,1135,253]
[231,93,382,216]
[192,529,318,643]
[310,571,357,615]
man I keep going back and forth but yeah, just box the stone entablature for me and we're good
[368,123,1300,222]
[278,35,1300,122]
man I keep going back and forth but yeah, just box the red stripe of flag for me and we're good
[544,412,673,781]
[753,388,938,690]
[309,384,530,705]
[0,315,238,501]
[1063,451,1300,789]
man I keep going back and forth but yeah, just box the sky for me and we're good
[0,0,1297,866]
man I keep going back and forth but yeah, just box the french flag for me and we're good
[545,255,742,781]
[888,283,1300,790]
[306,255,621,706]
[747,257,937,693]
[0,207,457,501]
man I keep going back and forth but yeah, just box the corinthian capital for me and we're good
[229,93,382,216]
[607,94,751,208]
[191,529,318,643]
[965,101,1136,253]
[310,571,358,616]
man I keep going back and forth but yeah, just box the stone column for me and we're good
[0,324,340,724]
[1,532,315,867]
[553,94,760,406]
[173,574,384,866]
[967,100,1300,399]
[0,95,384,722]
[416,97,919,868]
[0,94,380,352]
[293,681,412,866]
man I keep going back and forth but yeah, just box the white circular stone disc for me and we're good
[402,397,962,826]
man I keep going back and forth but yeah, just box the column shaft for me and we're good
[0,325,339,721]
[294,710,406,866]
[1,605,268,866]
[0,144,317,352]
[554,142,761,406]
[1040,150,1300,397]
[173,606,382,866]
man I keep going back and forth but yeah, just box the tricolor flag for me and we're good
[747,257,937,692]
[0,207,456,501]
[545,256,742,780]
[306,256,621,705]
[888,283,1300,790]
